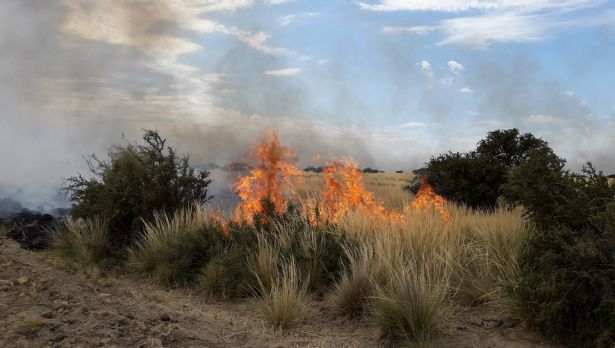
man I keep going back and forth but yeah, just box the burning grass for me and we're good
[233,130,303,224]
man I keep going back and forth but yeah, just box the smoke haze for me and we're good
[1,0,613,209]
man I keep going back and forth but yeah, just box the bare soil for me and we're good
[0,239,556,347]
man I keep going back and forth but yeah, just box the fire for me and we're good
[232,131,302,223]
[318,157,395,223]
[410,178,450,221]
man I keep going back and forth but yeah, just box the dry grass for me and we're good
[127,205,225,286]
[257,259,308,330]
[49,216,112,266]
[14,314,47,335]
[323,190,530,345]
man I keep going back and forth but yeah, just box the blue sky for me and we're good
[1,0,615,199]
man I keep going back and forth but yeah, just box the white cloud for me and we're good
[358,0,601,12]
[417,60,434,79]
[317,59,329,65]
[363,0,606,48]
[382,25,433,34]
[278,12,320,27]
[400,121,442,128]
[523,114,560,124]
[459,87,474,93]
[263,68,302,76]
[437,12,555,48]
[447,60,464,74]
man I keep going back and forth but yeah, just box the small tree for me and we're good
[64,130,212,244]
[476,128,551,168]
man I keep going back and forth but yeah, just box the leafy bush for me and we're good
[416,152,507,208]
[504,158,615,346]
[411,128,554,209]
[49,216,113,267]
[65,130,211,245]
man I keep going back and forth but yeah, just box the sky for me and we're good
[1,0,614,207]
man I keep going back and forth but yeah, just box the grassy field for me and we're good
[25,170,553,346]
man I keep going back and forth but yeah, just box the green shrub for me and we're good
[515,223,615,347]
[504,159,615,346]
[411,128,555,209]
[49,216,113,267]
[64,130,211,245]
[414,151,507,209]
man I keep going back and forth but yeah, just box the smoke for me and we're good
[0,1,613,210]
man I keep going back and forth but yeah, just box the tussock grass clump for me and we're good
[127,206,227,286]
[198,247,254,299]
[14,314,47,335]
[373,262,450,345]
[258,259,308,330]
[333,243,385,316]
[453,207,530,306]
[251,232,280,294]
[49,216,112,267]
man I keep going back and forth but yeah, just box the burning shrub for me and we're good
[64,130,211,245]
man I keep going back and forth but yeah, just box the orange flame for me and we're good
[317,157,397,223]
[232,131,302,224]
[410,179,450,221]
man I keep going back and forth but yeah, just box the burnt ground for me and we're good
[0,239,556,347]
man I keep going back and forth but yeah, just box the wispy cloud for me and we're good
[263,68,302,76]
[400,121,443,128]
[278,12,320,27]
[358,0,603,12]
[366,0,607,48]
[459,87,474,93]
[382,25,433,34]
